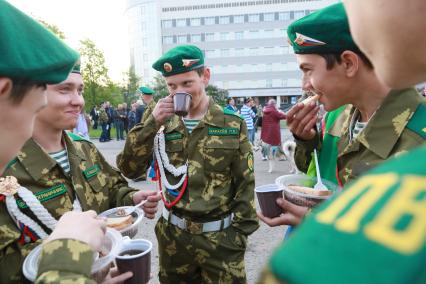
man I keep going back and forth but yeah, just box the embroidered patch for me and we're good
[83,164,100,180]
[208,127,239,136]
[165,132,183,141]
[16,184,67,209]
[247,152,254,173]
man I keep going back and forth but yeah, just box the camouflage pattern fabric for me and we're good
[36,239,95,284]
[0,132,136,283]
[294,88,425,185]
[98,108,109,124]
[141,100,156,124]
[117,97,259,281]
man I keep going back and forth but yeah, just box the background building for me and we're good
[125,0,338,109]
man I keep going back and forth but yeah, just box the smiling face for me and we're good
[165,68,210,111]
[343,0,426,88]
[36,73,84,131]
[0,79,47,173]
[297,54,352,111]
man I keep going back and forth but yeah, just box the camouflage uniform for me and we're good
[117,97,259,283]
[36,239,96,284]
[141,99,156,124]
[0,132,136,283]
[294,88,426,185]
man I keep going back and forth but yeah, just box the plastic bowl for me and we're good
[98,206,144,239]
[23,228,123,282]
[275,174,341,208]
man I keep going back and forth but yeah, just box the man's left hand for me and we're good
[132,191,161,219]
[257,198,310,227]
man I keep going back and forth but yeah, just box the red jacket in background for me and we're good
[260,105,286,146]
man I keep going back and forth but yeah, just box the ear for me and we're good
[340,51,360,78]
[0,77,13,102]
[202,68,211,86]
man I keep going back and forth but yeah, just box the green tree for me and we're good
[79,39,111,109]
[151,74,169,100]
[206,85,228,106]
[38,19,65,39]
[122,66,141,104]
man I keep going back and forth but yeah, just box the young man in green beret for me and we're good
[117,44,258,283]
[0,1,110,283]
[260,1,426,283]
[1,65,160,283]
[139,86,156,124]
[259,3,425,228]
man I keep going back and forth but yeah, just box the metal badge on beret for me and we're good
[294,32,326,47]
[164,62,173,73]
[182,59,200,67]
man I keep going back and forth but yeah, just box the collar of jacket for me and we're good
[17,131,87,181]
[164,97,225,134]
[340,88,421,159]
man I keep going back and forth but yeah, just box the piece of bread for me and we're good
[287,184,331,197]
[106,215,133,230]
[301,94,319,106]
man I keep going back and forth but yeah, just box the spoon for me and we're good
[313,149,328,191]
[108,200,147,218]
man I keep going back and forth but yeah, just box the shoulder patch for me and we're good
[223,108,243,119]
[67,131,92,143]
[406,103,426,139]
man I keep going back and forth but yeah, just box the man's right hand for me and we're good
[286,101,319,140]
[45,211,107,252]
[152,94,174,125]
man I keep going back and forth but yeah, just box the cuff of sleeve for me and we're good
[37,239,94,278]
[294,133,319,152]
[123,190,139,206]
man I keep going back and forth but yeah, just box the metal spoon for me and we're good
[313,149,328,191]
[108,200,147,218]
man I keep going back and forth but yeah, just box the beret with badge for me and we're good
[287,3,360,55]
[138,86,155,95]
[0,0,79,84]
[152,45,204,77]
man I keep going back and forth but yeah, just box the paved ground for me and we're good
[95,129,294,283]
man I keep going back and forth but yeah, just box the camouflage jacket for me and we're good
[36,239,96,284]
[117,97,259,235]
[0,132,136,283]
[98,108,108,124]
[141,99,156,124]
[294,88,426,185]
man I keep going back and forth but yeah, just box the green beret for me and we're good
[71,62,81,74]
[152,45,204,77]
[287,3,359,54]
[0,1,79,84]
[138,86,154,95]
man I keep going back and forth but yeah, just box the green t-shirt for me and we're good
[270,145,426,284]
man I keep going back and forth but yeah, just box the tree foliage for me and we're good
[122,66,141,104]
[151,74,169,101]
[38,19,65,39]
[206,85,228,106]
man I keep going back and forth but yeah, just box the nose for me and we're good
[301,74,313,93]
[70,90,85,107]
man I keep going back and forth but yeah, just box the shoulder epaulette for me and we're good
[407,103,426,139]
[67,131,92,143]
[223,108,243,119]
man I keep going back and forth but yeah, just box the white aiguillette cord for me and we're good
[153,125,188,191]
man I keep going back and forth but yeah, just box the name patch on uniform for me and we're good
[83,164,100,180]
[208,127,239,136]
[16,184,67,209]
[165,132,183,141]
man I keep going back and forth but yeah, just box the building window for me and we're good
[264,29,274,38]
[263,12,275,21]
[205,49,217,58]
[278,12,291,21]
[220,32,229,40]
[162,20,173,28]
[233,15,245,24]
[294,10,306,19]
[204,16,215,25]
[248,14,260,22]
[266,79,273,88]
[176,18,187,27]
[235,48,245,56]
[219,16,230,24]
[190,18,201,26]
[249,47,259,56]
[191,34,201,43]
[205,33,215,41]
[177,35,187,43]
[235,31,244,40]
[221,49,230,57]
[249,30,259,39]
[163,36,174,44]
